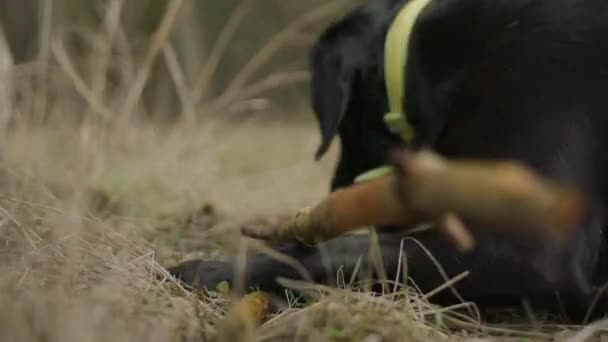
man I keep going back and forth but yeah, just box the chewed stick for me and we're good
[243,149,587,250]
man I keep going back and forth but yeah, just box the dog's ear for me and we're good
[309,38,359,160]
[309,1,398,160]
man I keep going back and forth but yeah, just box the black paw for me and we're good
[166,259,234,290]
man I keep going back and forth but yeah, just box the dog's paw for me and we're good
[166,259,234,290]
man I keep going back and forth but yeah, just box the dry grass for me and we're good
[0,1,607,341]
[0,115,337,342]
[0,115,569,342]
[3,115,604,342]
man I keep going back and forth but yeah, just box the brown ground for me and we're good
[1,112,605,342]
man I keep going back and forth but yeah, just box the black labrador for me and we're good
[169,0,608,322]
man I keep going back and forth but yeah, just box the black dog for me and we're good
[169,0,608,322]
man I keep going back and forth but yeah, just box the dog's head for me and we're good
[309,0,405,190]
[310,0,501,190]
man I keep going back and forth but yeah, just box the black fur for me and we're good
[169,0,608,322]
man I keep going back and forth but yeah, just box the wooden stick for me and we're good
[392,150,586,239]
[242,149,588,247]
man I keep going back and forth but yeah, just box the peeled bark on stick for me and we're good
[242,149,588,249]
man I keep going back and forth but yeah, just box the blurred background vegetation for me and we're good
[0,0,360,126]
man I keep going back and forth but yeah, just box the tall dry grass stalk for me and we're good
[0,25,13,152]
[118,0,183,122]
[207,0,359,112]
[33,0,53,122]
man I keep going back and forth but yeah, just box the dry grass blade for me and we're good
[404,237,478,320]
[0,25,13,147]
[210,70,310,110]
[190,0,256,105]
[114,27,136,87]
[163,43,196,120]
[217,0,356,107]
[51,32,113,121]
[89,0,124,108]
[244,238,315,284]
[422,271,470,301]
[34,0,53,120]
[119,0,184,121]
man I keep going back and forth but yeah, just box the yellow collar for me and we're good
[383,0,432,144]
[355,0,431,183]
